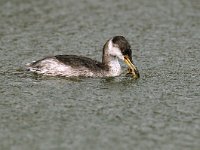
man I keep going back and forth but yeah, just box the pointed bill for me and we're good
[124,55,139,79]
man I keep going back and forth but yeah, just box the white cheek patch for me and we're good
[108,40,124,60]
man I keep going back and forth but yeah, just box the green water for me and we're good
[0,0,200,150]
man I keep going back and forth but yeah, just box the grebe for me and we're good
[27,36,139,78]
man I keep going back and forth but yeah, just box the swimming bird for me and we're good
[27,36,139,78]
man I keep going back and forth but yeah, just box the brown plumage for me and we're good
[27,36,139,78]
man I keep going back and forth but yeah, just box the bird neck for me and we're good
[102,48,121,76]
[101,39,122,76]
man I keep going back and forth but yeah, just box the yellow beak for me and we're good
[124,55,139,79]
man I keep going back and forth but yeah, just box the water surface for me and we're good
[0,0,200,150]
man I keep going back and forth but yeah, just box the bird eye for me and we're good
[123,49,131,55]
